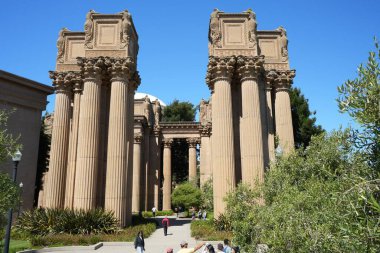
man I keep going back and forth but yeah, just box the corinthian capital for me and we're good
[77,57,105,80]
[134,133,143,144]
[236,55,264,81]
[49,71,73,94]
[106,57,136,82]
[187,137,199,148]
[274,70,296,91]
[206,56,236,90]
[163,138,173,148]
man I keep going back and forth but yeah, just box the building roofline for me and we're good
[0,70,54,95]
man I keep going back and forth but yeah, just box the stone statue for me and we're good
[120,10,132,49]
[84,10,96,49]
[247,10,257,48]
[143,95,151,123]
[200,99,207,124]
[277,26,288,61]
[207,97,212,121]
[57,28,68,63]
[208,9,222,49]
[153,99,161,125]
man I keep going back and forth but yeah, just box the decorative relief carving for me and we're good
[84,10,96,49]
[199,123,212,137]
[153,124,161,136]
[77,57,106,79]
[277,26,288,62]
[105,57,136,81]
[130,71,141,91]
[57,28,69,63]
[206,56,236,90]
[143,95,151,123]
[236,55,265,81]
[134,133,143,143]
[163,138,173,148]
[208,9,222,51]
[264,63,289,71]
[120,10,132,49]
[49,71,76,94]
[200,99,207,124]
[153,99,161,126]
[246,10,257,48]
[187,137,200,148]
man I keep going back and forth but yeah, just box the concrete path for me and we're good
[20,216,217,253]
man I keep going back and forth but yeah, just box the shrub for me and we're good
[213,213,232,231]
[191,220,232,241]
[15,208,119,236]
[141,210,174,218]
[172,182,202,209]
[201,178,213,211]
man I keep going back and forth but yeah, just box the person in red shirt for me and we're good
[162,215,170,236]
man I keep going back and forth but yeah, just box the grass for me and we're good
[191,219,232,241]
[0,239,33,253]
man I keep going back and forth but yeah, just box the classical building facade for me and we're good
[42,9,295,225]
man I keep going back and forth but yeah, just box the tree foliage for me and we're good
[290,87,324,148]
[226,131,380,252]
[161,99,196,122]
[171,182,202,210]
[337,39,380,170]
[201,178,213,211]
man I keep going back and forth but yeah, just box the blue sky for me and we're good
[0,0,379,131]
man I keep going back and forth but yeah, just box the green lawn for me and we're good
[0,239,32,253]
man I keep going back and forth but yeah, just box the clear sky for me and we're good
[0,0,379,131]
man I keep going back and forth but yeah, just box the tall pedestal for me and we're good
[162,138,173,211]
[45,72,72,208]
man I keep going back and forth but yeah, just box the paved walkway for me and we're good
[21,216,215,253]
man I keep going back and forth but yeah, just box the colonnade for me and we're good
[44,57,140,227]
[206,55,295,216]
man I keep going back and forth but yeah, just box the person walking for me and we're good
[152,206,157,217]
[134,231,145,253]
[216,243,224,253]
[162,215,170,236]
[223,239,232,253]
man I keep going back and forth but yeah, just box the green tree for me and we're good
[172,182,202,210]
[337,39,380,171]
[201,178,213,211]
[290,87,324,148]
[162,100,197,183]
[34,113,51,206]
[0,109,21,228]
[161,99,196,122]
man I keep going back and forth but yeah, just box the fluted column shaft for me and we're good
[238,56,265,187]
[275,85,294,154]
[207,56,236,217]
[265,86,275,161]
[187,138,198,182]
[154,132,161,210]
[73,58,104,210]
[45,72,71,208]
[143,130,150,210]
[162,138,173,211]
[132,134,143,212]
[65,79,82,209]
[200,126,211,186]
[104,76,130,226]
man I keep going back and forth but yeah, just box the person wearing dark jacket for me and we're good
[134,231,145,253]
[162,215,170,236]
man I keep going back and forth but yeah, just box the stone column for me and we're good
[44,71,72,208]
[274,70,296,154]
[206,56,236,217]
[143,129,150,210]
[237,56,265,187]
[104,57,135,227]
[265,71,277,162]
[153,127,161,210]
[162,138,173,211]
[132,133,143,212]
[64,73,82,209]
[199,124,212,186]
[73,57,104,210]
[187,138,198,182]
